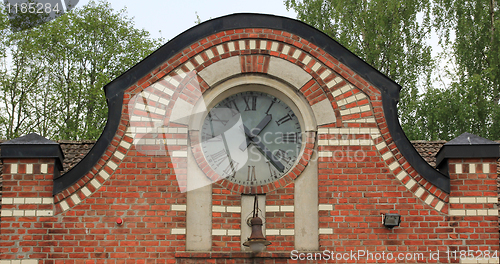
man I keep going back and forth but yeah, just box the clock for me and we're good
[200,91,303,186]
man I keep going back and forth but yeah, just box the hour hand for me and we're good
[240,124,284,172]
[239,115,272,151]
[252,138,285,172]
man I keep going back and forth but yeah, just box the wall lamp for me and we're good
[382,213,401,228]
[243,195,271,253]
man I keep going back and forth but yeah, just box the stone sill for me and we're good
[174,251,292,259]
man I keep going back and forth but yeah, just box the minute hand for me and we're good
[239,114,272,151]
[241,124,285,172]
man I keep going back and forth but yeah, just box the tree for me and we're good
[285,0,434,140]
[0,0,163,140]
[429,0,500,140]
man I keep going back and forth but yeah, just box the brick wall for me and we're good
[1,17,499,264]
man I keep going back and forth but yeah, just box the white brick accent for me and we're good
[382,151,393,161]
[469,163,476,173]
[0,259,39,264]
[25,198,42,204]
[36,210,53,217]
[260,40,267,50]
[249,40,256,50]
[318,152,332,158]
[172,205,187,211]
[227,230,241,236]
[311,62,321,71]
[488,209,498,216]
[228,42,235,52]
[280,229,294,236]
[425,195,434,205]
[450,209,498,216]
[405,179,416,190]
[282,45,290,55]
[26,164,33,174]
[206,49,214,59]
[317,128,329,134]
[265,229,280,236]
[60,200,69,211]
[1,210,13,217]
[212,229,226,236]
[265,206,280,212]
[318,204,333,211]
[216,45,224,55]
[107,161,118,170]
[388,161,399,171]
[226,206,241,213]
[455,164,462,173]
[265,205,294,212]
[270,42,278,51]
[376,142,386,151]
[212,206,226,213]
[302,55,311,65]
[483,163,490,173]
[41,164,48,173]
[396,171,407,181]
[194,55,204,65]
[90,179,101,189]
[10,164,18,174]
[114,151,125,160]
[2,197,53,205]
[171,228,186,235]
[435,201,444,211]
[449,197,498,204]
[449,210,466,216]
[415,187,425,198]
[319,228,333,234]
[81,187,91,197]
[99,170,110,180]
[172,151,187,158]
[71,194,81,205]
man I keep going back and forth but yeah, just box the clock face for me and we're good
[200,91,302,186]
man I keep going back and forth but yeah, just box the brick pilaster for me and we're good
[0,133,63,262]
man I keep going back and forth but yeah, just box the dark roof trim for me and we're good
[54,13,450,194]
[436,133,500,168]
[1,133,64,172]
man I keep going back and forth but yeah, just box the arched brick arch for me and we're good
[52,14,449,215]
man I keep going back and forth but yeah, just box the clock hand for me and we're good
[252,137,285,172]
[240,124,285,172]
[251,114,272,137]
[239,114,272,151]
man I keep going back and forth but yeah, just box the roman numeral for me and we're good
[224,100,240,116]
[275,149,291,163]
[266,161,278,179]
[210,149,228,165]
[208,112,228,126]
[244,96,257,111]
[275,113,293,126]
[247,166,256,182]
[282,132,301,143]
[223,159,239,177]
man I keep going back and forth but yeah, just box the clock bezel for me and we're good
[188,75,318,194]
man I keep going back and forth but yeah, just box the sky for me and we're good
[78,0,298,41]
